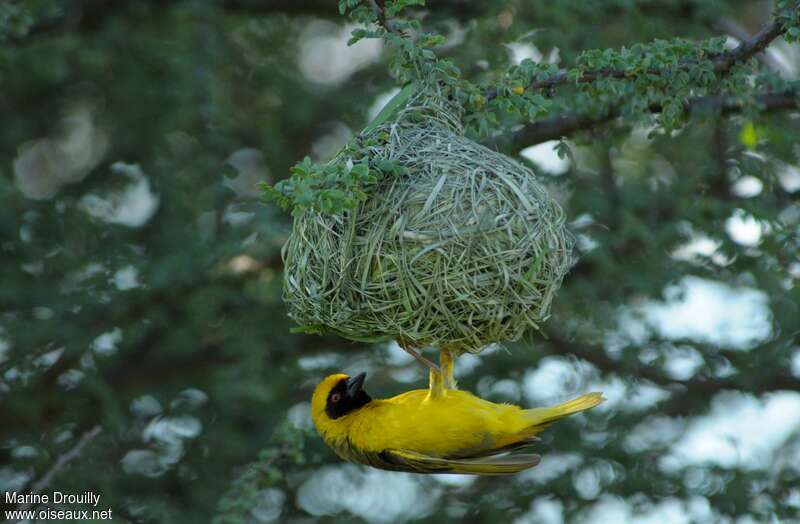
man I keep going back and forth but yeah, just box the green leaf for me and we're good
[363,83,417,134]
[347,28,368,46]
[290,324,327,335]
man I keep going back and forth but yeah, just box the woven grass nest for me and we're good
[282,87,575,354]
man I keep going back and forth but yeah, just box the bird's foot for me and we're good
[440,348,457,390]
[427,348,458,398]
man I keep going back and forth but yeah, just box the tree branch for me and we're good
[10,425,103,519]
[486,18,785,101]
[489,89,799,147]
[542,333,800,417]
[713,18,775,70]
[362,0,400,34]
[716,18,785,68]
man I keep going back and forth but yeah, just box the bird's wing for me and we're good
[380,448,541,475]
[480,436,540,456]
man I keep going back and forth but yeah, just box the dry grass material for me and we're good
[282,87,575,354]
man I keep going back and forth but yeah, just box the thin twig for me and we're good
[11,425,103,517]
[399,342,441,373]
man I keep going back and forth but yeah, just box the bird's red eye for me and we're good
[330,392,341,403]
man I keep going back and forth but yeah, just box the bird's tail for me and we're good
[522,392,605,430]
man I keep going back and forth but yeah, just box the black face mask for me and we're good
[326,372,372,419]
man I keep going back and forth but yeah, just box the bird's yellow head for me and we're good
[310,372,372,431]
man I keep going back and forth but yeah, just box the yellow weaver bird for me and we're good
[310,369,604,475]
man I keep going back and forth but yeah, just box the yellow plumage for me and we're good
[311,372,604,475]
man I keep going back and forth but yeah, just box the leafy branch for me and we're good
[344,0,798,144]
[213,423,308,524]
[489,10,799,148]
[264,0,800,214]
[490,89,799,148]
[361,0,400,34]
[485,19,786,101]
[261,156,380,215]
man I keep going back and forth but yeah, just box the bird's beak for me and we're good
[346,372,366,397]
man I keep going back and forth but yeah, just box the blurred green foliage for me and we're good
[1,1,799,523]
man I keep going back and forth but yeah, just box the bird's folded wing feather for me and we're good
[480,436,540,456]
[380,448,541,475]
